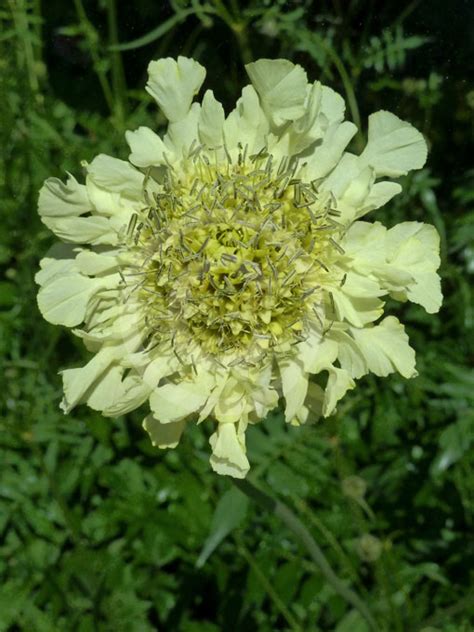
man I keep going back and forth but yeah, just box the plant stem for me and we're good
[212,0,253,65]
[106,0,127,126]
[233,477,378,631]
[73,0,115,118]
[237,542,303,632]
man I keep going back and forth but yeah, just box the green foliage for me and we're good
[1,0,473,630]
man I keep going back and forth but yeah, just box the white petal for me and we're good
[35,249,77,286]
[383,222,442,312]
[87,154,144,198]
[37,271,117,327]
[40,215,122,245]
[102,374,151,416]
[359,110,427,177]
[290,82,323,147]
[324,368,355,416]
[223,86,268,156]
[278,356,309,422]
[85,181,126,218]
[141,352,178,390]
[341,166,374,207]
[75,250,119,275]
[86,364,124,411]
[126,126,168,168]
[341,221,387,274]
[343,221,442,313]
[164,102,201,158]
[328,272,385,326]
[320,85,346,126]
[149,372,214,422]
[209,423,250,479]
[213,378,247,423]
[350,316,417,379]
[246,58,308,127]
[269,82,325,158]
[199,90,225,148]
[298,331,338,374]
[143,414,185,448]
[60,346,119,412]
[198,377,228,423]
[38,175,90,218]
[328,327,368,379]
[321,152,359,197]
[305,122,357,180]
[146,56,206,123]
[362,181,402,213]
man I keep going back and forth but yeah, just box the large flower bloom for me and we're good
[36,57,441,477]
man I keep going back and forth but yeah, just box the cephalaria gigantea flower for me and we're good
[36,57,442,478]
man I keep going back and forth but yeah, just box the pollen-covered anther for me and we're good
[123,150,342,361]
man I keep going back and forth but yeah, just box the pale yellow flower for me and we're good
[36,57,441,478]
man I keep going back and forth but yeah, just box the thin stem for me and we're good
[233,477,378,631]
[320,41,363,143]
[106,0,127,126]
[237,542,303,632]
[73,0,115,118]
[9,0,39,96]
[212,0,253,65]
[293,497,359,581]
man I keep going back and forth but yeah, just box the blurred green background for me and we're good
[1,1,473,630]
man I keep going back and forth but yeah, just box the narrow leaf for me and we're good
[196,487,248,567]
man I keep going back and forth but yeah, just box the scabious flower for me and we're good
[36,57,441,478]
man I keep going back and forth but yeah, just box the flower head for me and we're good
[36,57,441,478]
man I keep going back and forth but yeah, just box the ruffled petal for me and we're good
[75,250,119,276]
[350,316,417,378]
[125,126,168,167]
[323,367,355,416]
[213,378,247,423]
[149,372,214,422]
[362,181,402,214]
[298,332,339,374]
[60,346,119,412]
[37,266,118,327]
[164,102,201,158]
[359,110,427,177]
[87,155,144,198]
[209,422,250,478]
[278,356,309,423]
[320,86,346,126]
[38,175,90,218]
[102,374,151,416]
[40,215,122,245]
[341,221,442,313]
[223,86,268,156]
[304,121,357,180]
[328,327,368,379]
[328,271,385,326]
[246,58,308,127]
[199,90,225,148]
[143,414,186,448]
[146,56,206,123]
[383,222,442,312]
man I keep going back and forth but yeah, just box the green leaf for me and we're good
[266,461,309,497]
[335,609,370,632]
[431,416,474,474]
[0,579,32,630]
[196,487,248,567]
[0,282,16,308]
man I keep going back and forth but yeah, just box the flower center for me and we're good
[122,148,344,363]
